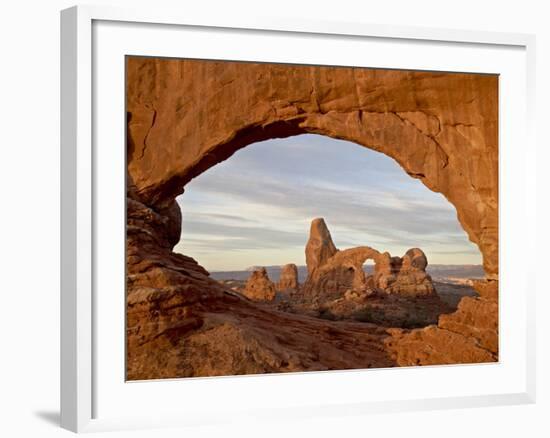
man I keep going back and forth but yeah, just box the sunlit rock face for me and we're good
[126,57,498,379]
[302,220,436,301]
[305,218,338,275]
[243,268,276,302]
[376,248,436,297]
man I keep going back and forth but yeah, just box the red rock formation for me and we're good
[305,218,338,274]
[376,248,436,297]
[243,268,276,302]
[126,57,499,378]
[303,245,383,301]
[302,221,436,300]
[385,280,498,365]
[127,58,498,279]
[276,263,299,293]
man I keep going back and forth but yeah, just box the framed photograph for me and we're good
[60,5,536,433]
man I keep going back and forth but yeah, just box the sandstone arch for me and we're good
[127,57,497,277]
[303,245,384,300]
[126,57,498,379]
[301,218,436,300]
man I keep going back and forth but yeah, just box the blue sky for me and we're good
[174,134,481,271]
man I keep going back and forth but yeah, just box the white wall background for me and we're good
[0,1,547,437]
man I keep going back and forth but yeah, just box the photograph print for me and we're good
[126,57,498,380]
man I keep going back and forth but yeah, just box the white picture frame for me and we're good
[60,4,537,433]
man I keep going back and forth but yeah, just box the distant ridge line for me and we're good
[210,264,485,283]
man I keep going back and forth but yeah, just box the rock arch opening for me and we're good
[175,134,481,275]
[173,133,482,330]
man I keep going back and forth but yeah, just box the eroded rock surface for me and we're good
[376,249,436,297]
[302,221,436,301]
[305,218,338,274]
[303,246,382,301]
[243,268,276,302]
[127,59,498,279]
[385,280,498,365]
[126,58,499,378]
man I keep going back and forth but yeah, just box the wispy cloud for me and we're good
[174,134,481,270]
